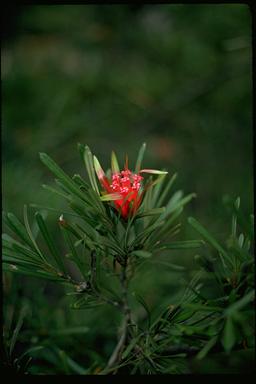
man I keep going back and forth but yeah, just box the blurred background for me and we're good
[2,4,253,374]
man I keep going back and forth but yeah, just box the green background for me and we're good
[2,4,253,374]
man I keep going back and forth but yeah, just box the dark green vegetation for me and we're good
[2,4,253,374]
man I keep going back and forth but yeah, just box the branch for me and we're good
[103,257,133,373]
[90,250,97,288]
[106,318,127,369]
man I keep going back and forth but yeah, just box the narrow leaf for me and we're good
[122,336,141,360]
[23,205,48,264]
[166,193,196,216]
[3,263,63,281]
[135,293,151,328]
[39,153,87,201]
[100,193,122,201]
[135,142,146,173]
[148,260,185,271]
[35,212,66,273]
[140,169,168,175]
[10,304,28,355]
[131,250,152,258]
[222,316,236,353]
[196,336,218,360]
[159,240,204,250]
[136,207,166,218]
[157,172,177,208]
[42,184,70,200]
[4,212,35,249]
[188,217,230,267]
[83,147,100,195]
[111,151,120,173]
[60,226,87,280]
[225,290,254,315]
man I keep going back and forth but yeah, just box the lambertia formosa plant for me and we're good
[3,143,200,372]
[3,143,254,374]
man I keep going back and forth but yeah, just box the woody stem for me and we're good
[106,256,132,370]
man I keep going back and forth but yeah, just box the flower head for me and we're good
[109,169,143,218]
[91,144,168,220]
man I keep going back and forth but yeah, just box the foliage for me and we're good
[2,144,254,374]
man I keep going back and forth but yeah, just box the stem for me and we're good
[105,256,132,372]
[90,250,97,288]
[120,258,132,327]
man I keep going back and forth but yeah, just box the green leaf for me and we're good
[73,221,97,244]
[235,197,241,210]
[182,303,222,312]
[159,240,204,250]
[58,218,86,242]
[35,212,66,273]
[131,250,152,258]
[3,234,45,264]
[3,263,63,281]
[111,151,120,173]
[39,152,87,201]
[100,193,122,201]
[122,336,141,360]
[135,142,146,173]
[150,175,166,208]
[196,336,218,360]
[145,174,167,194]
[30,204,80,219]
[225,290,254,316]
[62,353,88,375]
[72,295,103,309]
[78,142,85,161]
[134,293,151,328]
[188,217,230,267]
[163,190,183,216]
[3,254,43,269]
[166,193,196,216]
[9,304,28,355]
[42,184,70,200]
[136,207,166,218]
[99,236,126,255]
[93,154,105,182]
[86,188,106,214]
[157,173,177,207]
[4,212,35,249]
[19,346,45,362]
[148,208,183,247]
[238,233,244,248]
[72,173,90,190]
[23,205,48,264]
[131,220,165,248]
[230,197,240,238]
[60,225,87,280]
[79,144,100,195]
[140,169,168,175]
[222,316,236,353]
[148,260,185,271]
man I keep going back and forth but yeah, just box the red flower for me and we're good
[93,148,167,220]
[109,169,143,218]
